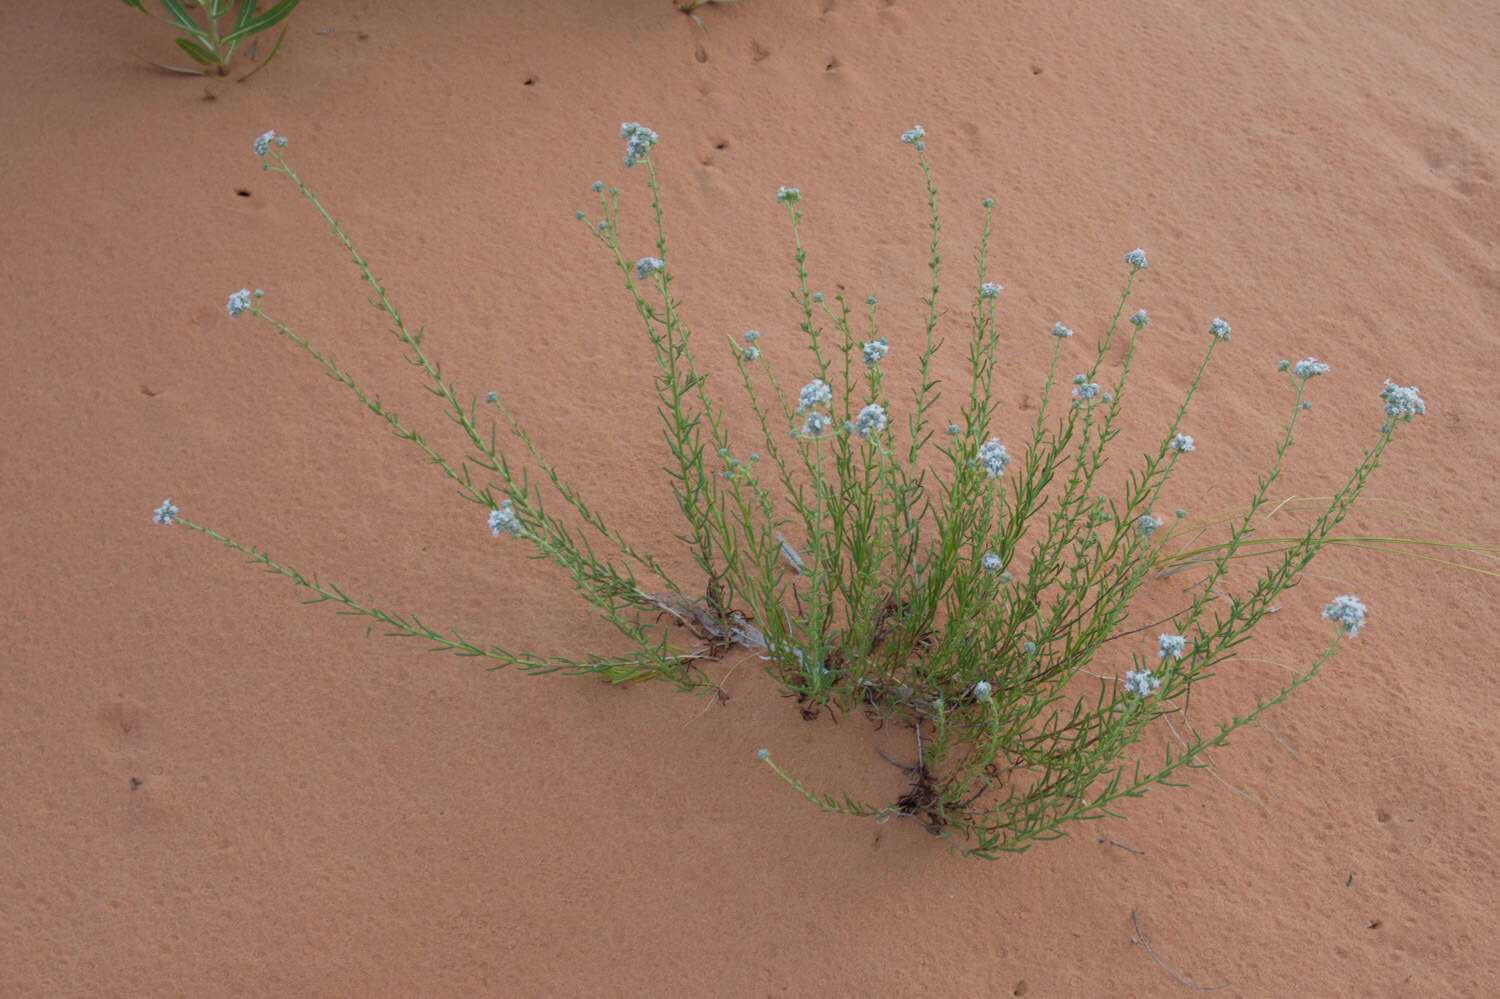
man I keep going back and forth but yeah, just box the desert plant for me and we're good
[155,123,1431,857]
[121,0,300,79]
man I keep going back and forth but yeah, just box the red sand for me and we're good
[4,1,1498,995]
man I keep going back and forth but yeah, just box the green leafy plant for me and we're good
[121,0,300,79]
[156,123,1439,857]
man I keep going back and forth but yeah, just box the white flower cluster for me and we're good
[862,338,888,366]
[1208,317,1231,341]
[979,282,1003,299]
[253,129,287,156]
[800,411,831,436]
[1379,380,1426,422]
[1124,248,1148,269]
[1124,669,1161,698]
[635,257,664,280]
[488,500,523,538]
[900,125,926,150]
[620,122,658,167]
[152,499,179,525]
[1170,433,1195,453]
[853,403,887,439]
[1294,357,1330,379]
[1051,322,1074,338]
[1071,378,1101,403]
[1158,633,1186,660]
[797,379,832,412]
[795,379,834,438]
[1322,594,1367,637]
[977,438,1011,478]
[226,288,253,317]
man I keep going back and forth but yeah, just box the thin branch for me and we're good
[1130,908,1231,991]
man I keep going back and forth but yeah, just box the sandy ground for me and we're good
[3,1,1498,995]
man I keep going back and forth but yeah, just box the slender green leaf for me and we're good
[133,54,207,75]
[232,0,258,34]
[121,0,147,11]
[156,0,206,37]
[238,25,286,81]
[223,0,300,43]
[174,36,218,66]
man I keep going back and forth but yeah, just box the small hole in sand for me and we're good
[236,189,250,197]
